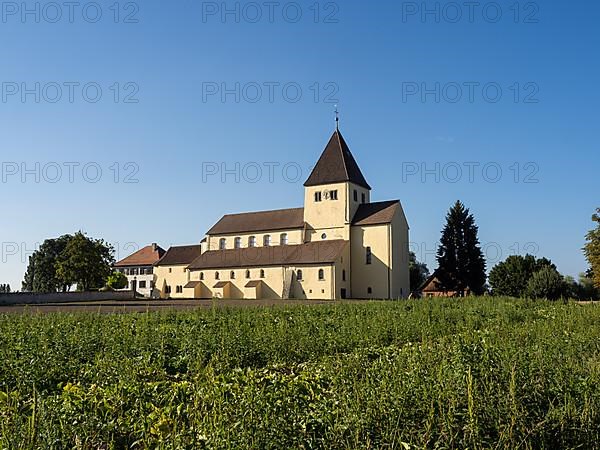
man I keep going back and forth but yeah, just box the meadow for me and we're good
[1,298,599,449]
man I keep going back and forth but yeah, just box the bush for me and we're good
[106,271,128,290]
[525,267,564,300]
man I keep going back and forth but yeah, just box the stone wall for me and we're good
[0,290,135,306]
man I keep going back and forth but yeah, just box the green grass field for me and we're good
[1,298,599,449]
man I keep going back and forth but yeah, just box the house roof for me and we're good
[352,200,400,226]
[207,207,305,235]
[304,130,371,190]
[115,244,166,267]
[155,245,203,266]
[184,281,203,288]
[188,240,348,270]
[214,281,230,288]
[245,280,262,288]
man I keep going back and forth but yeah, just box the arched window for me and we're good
[200,272,204,280]
[234,237,242,248]
[260,269,265,278]
[249,236,256,247]
[219,238,226,250]
[297,269,303,281]
[263,235,271,246]
[230,271,235,279]
[245,269,251,279]
[318,269,325,280]
[280,233,288,245]
[215,271,220,280]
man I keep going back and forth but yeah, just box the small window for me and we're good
[245,269,251,279]
[165,285,171,294]
[219,238,226,250]
[264,235,271,246]
[249,236,256,247]
[280,233,288,245]
[361,193,366,204]
[260,269,265,278]
[321,233,327,240]
[139,281,147,288]
[342,269,346,281]
[353,190,358,201]
[366,247,372,265]
[200,272,204,280]
[230,271,235,279]
[321,289,325,294]
[318,269,325,280]
[168,268,172,273]
[176,285,183,294]
[234,237,242,249]
[297,269,303,281]
[314,192,322,202]
[368,287,372,294]
[330,190,338,200]
[215,271,220,280]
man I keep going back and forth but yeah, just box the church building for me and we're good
[151,127,410,300]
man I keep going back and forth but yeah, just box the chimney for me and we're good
[152,243,157,251]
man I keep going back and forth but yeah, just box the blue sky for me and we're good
[1,0,598,289]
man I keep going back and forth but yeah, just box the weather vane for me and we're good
[334,104,339,130]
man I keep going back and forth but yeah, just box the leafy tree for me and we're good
[525,266,565,300]
[106,271,128,290]
[55,232,115,291]
[22,235,72,293]
[564,272,599,300]
[489,254,556,297]
[584,208,600,289]
[409,251,430,291]
[436,201,487,295]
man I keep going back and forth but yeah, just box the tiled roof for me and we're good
[155,245,203,266]
[304,130,371,190]
[352,200,400,226]
[188,240,348,270]
[207,207,305,235]
[115,244,166,267]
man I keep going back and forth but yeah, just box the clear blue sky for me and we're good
[1,0,598,289]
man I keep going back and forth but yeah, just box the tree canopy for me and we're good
[436,200,487,295]
[584,208,600,289]
[525,266,565,301]
[409,251,430,292]
[489,254,556,297]
[22,232,115,293]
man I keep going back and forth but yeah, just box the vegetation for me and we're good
[106,271,128,290]
[489,254,556,297]
[22,232,115,293]
[524,266,565,300]
[1,298,600,448]
[0,284,11,294]
[584,207,600,289]
[409,251,429,291]
[436,201,486,294]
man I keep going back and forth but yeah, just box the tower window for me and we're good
[354,190,358,201]
[234,237,242,249]
[219,238,226,250]
[314,192,322,202]
[330,190,338,200]
[318,269,325,281]
[366,247,372,265]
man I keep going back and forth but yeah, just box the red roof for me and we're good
[115,244,166,267]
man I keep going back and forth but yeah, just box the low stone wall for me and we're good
[0,290,136,306]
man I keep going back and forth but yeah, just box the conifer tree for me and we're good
[436,200,487,295]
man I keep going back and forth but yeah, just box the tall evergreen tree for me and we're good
[436,200,487,295]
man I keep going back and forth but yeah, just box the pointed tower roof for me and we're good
[304,130,371,190]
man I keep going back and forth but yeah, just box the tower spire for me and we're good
[334,104,339,131]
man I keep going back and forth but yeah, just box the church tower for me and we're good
[303,129,371,242]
